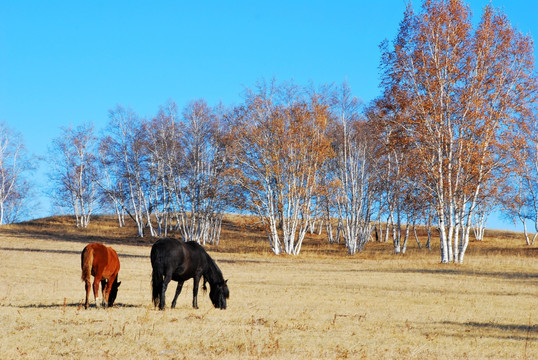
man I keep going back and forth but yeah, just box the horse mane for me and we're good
[197,244,225,287]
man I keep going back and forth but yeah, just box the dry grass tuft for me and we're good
[0,215,536,359]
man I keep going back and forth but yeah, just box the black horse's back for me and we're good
[150,238,229,310]
[151,237,182,259]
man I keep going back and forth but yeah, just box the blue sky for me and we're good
[0,1,537,230]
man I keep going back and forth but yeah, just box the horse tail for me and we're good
[150,247,164,307]
[81,245,93,283]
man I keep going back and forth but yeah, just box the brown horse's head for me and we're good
[108,278,121,307]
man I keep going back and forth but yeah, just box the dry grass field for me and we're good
[0,216,536,359]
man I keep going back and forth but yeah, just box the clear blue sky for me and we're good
[1,1,536,230]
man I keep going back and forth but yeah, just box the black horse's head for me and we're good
[108,278,121,307]
[209,279,229,309]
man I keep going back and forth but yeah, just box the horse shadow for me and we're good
[438,320,538,341]
[12,302,139,309]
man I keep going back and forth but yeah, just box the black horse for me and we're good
[150,238,229,310]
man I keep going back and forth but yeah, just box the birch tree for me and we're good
[99,101,231,243]
[227,81,333,255]
[0,122,34,224]
[96,137,127,227]
[144,101,181,237]
[378,0,537,263]
[500,113,538,245]
[179,100,230,245]
[49,123,98,227]
[104,106,151,237]
[368,99,426,253]
[329,83,375,254]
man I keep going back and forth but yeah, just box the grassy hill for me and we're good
[2,214,535,259]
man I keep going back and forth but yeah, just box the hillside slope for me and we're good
[0,214,535,259]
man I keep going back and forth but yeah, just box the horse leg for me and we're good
[84,278,91,309]
[101,279,109,307]
[93,275,102,308]
[192,276,201,309]
[171,281,184,309]
[159,274,172,310]
[106,274,118,307]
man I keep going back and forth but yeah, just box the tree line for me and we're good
[1,0,536,263]
[48,82,377,256]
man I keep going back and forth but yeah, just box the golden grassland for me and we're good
[0,215,536,359]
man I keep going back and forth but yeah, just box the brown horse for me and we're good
[81,243,121,309]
